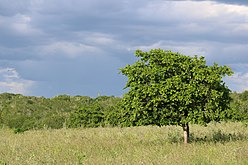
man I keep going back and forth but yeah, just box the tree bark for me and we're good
[182,123,189,144]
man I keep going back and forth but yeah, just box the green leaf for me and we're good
[119,49,233,127]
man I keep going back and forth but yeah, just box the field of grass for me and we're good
[0,122,247,165]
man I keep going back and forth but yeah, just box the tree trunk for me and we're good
[182,123,189,144]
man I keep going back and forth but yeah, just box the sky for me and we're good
[0,0,248,97]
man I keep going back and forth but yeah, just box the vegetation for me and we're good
[0,45,247,164]
[230,92,248,123]
[119,49,233,143]
[0,122,247,164]
[0,93,121,132]
[67,96,121,128]
[0,91,247,134]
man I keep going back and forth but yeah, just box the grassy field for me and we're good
[0,122,247,165]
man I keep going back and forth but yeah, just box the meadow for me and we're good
[0,122,247,165]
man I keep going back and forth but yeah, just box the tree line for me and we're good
[0,93,121,133]
[0,91,247,133]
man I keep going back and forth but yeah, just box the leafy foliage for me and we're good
[0,93,121,131]
[229,92,248,123]
[119,49,233,127]
[0,66,248,133]
[67,96,121,128]
[68,102,104,128]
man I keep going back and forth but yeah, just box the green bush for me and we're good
[68,103,104,128]
[41,115,66,129]
[7,115,35,133]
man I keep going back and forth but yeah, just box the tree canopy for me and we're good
[119,49,233,143]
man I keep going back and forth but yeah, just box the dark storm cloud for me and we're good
[213,0,248,6]
[0,0,248,96]
[0,0,31,16]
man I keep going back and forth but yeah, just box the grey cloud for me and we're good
[208,44,248,65]
[0,0,248,96]
[0,0,31,16]
[187,0,248,6]
[13,52,127,97]
[0,67,34,95]
[212,0,248,6]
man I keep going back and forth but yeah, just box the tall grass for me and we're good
[0,122,247,164]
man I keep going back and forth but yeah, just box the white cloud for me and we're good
[38,41,102,58]
[135,1,248,39]
[0,13,43,37]
[0,68,35,95]
[137,1,220,22]
[12,14,32,33]
[224,63,248,92]
[132,40,208,57]
[83,33,115,45]
[225,72,248,92]
[1,0,248,97]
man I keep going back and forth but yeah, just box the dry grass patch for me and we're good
[0,122,247,164]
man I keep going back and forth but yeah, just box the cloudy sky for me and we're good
[0,0,248,97]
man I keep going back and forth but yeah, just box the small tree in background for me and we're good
[68,102,104,128]
[230,92,248,123]
[120,49,233,143]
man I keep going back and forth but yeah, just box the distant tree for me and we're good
[119,49,233,143]
[67,96,122,128]
[239,90,248,101]
[68,102,104,128]
[230,92,248,123]
[0,93,92,131]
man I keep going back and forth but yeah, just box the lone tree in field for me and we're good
[120,49,233,143]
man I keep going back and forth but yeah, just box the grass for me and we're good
[0,122,247,164]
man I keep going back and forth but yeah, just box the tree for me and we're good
[239,90,248,101]
[119,49,233,143]
[230,92,248,123]
[68,102,105,128]
[67,96,122,128]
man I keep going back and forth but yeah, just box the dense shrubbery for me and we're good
[0,93,121,132]
[0,91,247,133]
[230,92,248,123]
[67,96,121,128]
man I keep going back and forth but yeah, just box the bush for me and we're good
[41,115,66,129]
[68,103,104,128]
[8,115,35,133]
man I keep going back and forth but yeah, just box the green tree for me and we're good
[230,92,248,123]
[68,102,105,128]
[239,90,248,101]
[120,49,233,143]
